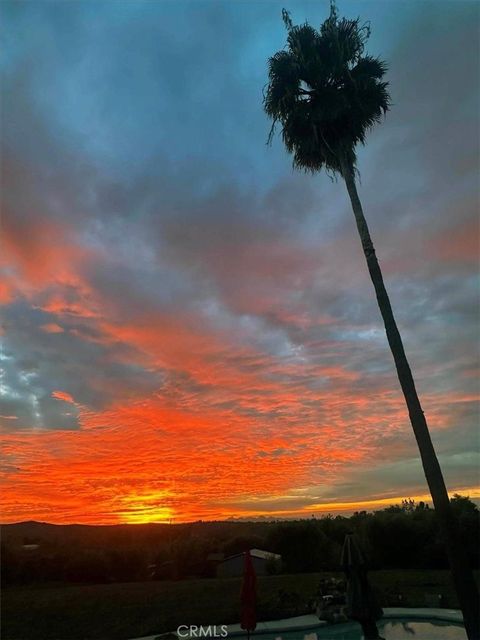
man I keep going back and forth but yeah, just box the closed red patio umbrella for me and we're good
[240,550,257,637]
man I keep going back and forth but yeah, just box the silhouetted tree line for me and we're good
[2,495,478,586]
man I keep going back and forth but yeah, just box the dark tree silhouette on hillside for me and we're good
[263,5,479,638]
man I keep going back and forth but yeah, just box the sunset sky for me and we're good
[1,1,479,525]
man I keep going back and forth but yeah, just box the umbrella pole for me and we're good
[360,619,384,640]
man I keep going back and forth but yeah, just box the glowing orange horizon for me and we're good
[2,486,479,526]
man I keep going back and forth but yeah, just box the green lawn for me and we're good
[2,571,476,640]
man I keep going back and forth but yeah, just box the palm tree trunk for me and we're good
[340,158,479,640]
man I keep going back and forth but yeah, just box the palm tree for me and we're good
[263,5,479,638]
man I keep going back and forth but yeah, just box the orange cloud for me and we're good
[1,178,477,525]
[3,261,477,525]
[2,213,80,287]
[40,323,65,334]
[51,390,76,404]
[428,219,480,264]
[0,278,15,304]
[3,316,470,525]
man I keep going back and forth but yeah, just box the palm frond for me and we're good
[351,55,387,80]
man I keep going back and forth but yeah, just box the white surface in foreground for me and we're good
[130,608,464,640]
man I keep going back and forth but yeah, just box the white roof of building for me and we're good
[221,548,281,563]
[249,548,281,560]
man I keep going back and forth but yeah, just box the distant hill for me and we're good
[0,519,276,550]
[1,518,280,584]
[1,520,173,548]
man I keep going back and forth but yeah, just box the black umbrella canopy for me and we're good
[341,533,366,570]
[341,534,384,640]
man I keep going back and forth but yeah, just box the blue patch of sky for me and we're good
[2,0,420,193]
